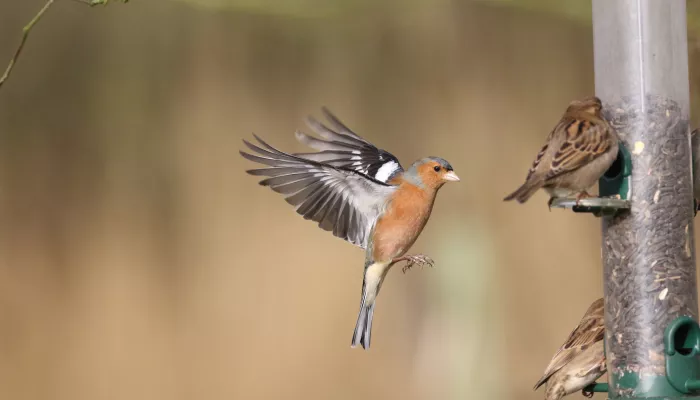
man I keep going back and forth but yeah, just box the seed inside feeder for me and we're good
[602,95,698,379]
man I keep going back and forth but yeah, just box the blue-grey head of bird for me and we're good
[403,157,459,190]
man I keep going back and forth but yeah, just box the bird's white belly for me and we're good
[364,261,391,304]
[545,187,576,198]
[564,374,595,393]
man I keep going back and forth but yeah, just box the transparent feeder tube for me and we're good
[592,0,698,398]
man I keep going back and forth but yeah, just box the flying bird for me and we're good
[239,108,459,349]
[504,96,618,208]
[534,298,606,400]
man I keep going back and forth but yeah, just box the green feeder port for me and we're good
[664,316,700,394]
[603,317,700,399]
[549,144,632,216]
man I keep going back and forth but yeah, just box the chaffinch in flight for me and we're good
[534,298,606,400]
[504,96,619,208]
[239,108,459,349]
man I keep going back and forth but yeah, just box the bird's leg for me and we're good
[582,388,594,398]
[393,254,435,274]
[547,197,555,211]
[575,191,592,206]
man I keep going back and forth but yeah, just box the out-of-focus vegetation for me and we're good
[170,0,700,45]
[170,0,405,17]
[170,0,698,28]
[0,0,130,89]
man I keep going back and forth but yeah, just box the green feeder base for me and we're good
[592,317,700,399]
[607,373,700,399]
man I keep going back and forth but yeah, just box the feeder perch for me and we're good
[549,144,632,216]
[583,382,610,395]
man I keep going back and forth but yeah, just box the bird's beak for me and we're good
[443,171,460,182]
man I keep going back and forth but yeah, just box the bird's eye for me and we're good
[433,165,441,172]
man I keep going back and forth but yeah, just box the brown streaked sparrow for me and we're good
[504,97,618,208]
[534,298,606,400]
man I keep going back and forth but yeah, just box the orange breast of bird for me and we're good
[371,182,436,262]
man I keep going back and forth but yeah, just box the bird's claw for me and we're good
[575,191,592,206]
[401,254,435,274]
[582,388,594,398]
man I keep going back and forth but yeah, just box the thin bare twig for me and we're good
[72,0,122,6]
[0,0,56,89]
[0,0,129,90]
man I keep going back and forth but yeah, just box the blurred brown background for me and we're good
[1,1,700,399]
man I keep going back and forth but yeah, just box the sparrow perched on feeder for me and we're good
[239,108,460,349]
[503,96,619,208]
[534,298,606,400]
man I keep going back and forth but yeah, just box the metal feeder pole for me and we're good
[593,1,699,398]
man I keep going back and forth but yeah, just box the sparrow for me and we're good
[239,108,460,349]
[503,96,619,208]
[534,298,606,400]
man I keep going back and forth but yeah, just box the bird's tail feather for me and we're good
[533,375,548,391]
[503,179,544,203]
[351,282,375,349]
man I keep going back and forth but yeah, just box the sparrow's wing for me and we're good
[574,341,607,378]
[544,115,614,181]
[524,132,555,182]
[293,108,404,184]
[241,134,397,249]
[534,298,605,390]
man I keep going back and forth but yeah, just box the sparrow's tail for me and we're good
[533,375,548,391]
[351,281,376,349]
[503,179,544,203]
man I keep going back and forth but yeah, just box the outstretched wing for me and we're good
[294,107,404,184]
[240,134,397,249]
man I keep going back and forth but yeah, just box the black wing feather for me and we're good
[240,134,396,249]
[294,108,404,183]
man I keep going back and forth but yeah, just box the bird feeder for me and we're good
[592,0,700,399]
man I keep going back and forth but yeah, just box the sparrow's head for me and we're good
[585,298,605,319]
[406,157,459,189]
[567,96,603,116]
